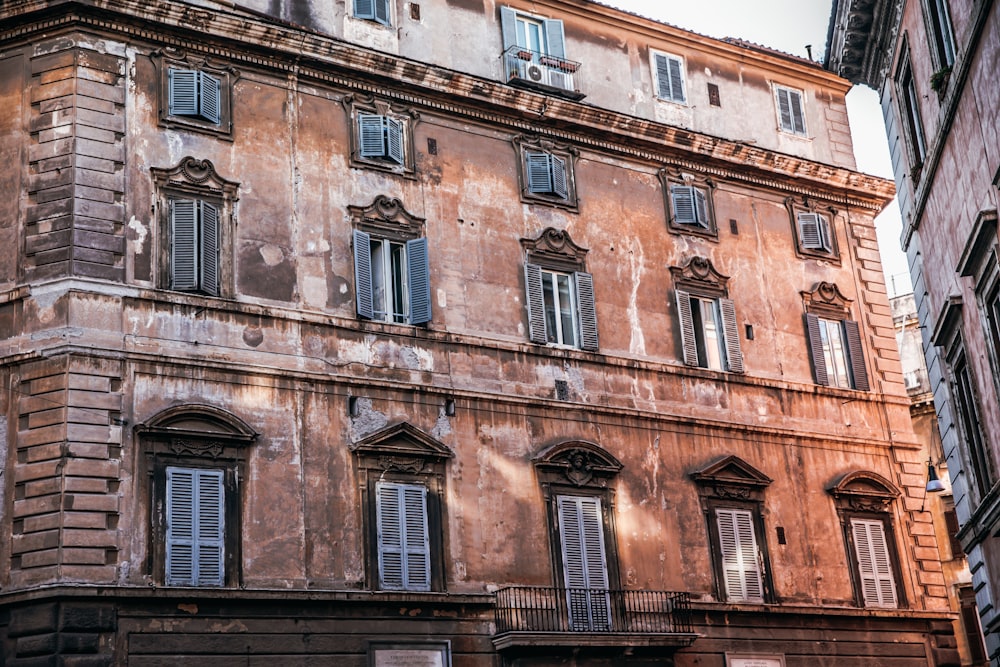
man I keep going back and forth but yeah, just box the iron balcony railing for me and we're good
[495,587,693,634]
[502,46,581,92]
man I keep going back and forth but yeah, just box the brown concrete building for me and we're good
[828,0,1000,663]
[0,0,959,664]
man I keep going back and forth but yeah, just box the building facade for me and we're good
[828,0,1000,663]
[0,0,958,664]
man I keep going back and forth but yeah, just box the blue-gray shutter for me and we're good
[719,297,744,373]
[359,114,386,158]
[543,18,566,58]
[675,289,699,366]
[777,87,793,132]
[373,0,390,26]
[574,271,598,351]
[654,53,671,100]
[353,230,375,319]
[694,188,709,228]
[406,237,431,324]
[376,482,404,589]
[798,213,823,249]
[843,319,870,390]
[500,6,518,51]
[671,185,697,224]
[402,484,431,591]
[168,69,198,117]
[805,313,829,386]
[526,152,552,194]
[376,482,430,591]
[199,201,220,296]
[170,199,198,291]
[789,89,806,134]
[524,262,547,344]
[166,467,224,587]
[386,116,404,165]
[557,495,611,632]
[354,0,375,20]
[668,55,685,102]
[851,518,898,607]
[199,71,222,125]
[551,155,568,199]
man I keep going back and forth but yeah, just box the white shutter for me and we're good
[655,53,685,103]
[851,518,898,608]
[170,199,198,291]
[524,262,547,344]
[557,495,611,631]
[168,69,198,117]
[719,297,744,373]
[543,19,566,58]
[675,289,699,366]
[353,230,375,319]
[166,467,224,587]
[716,508,764,602]
[376,482,431,591]
[798,213,823,249]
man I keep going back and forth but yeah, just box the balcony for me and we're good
[502,47,585,100]
[493,587,697,653]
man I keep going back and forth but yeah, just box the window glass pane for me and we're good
[371,239,387,320]
[701,300,724,371]
[557,273,576,347]
[541,270,576,346]
[517,18,544,53]
[390,242,407,323]
[543,271,560,343]
[819,318,851,387]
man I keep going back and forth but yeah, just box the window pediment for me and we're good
[520,227,588,272]
[828,470,899,512]
[349,195,425,240]
[533,440,622,489]
[669,256,729,297]
[801,281,852,319]
[957,209,998,278]
[690,455,772,500]
[351,422,453,473]
[151,157,239,198]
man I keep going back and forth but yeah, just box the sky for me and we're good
[600,0,913,296]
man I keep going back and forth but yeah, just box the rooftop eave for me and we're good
[825,0,902,87]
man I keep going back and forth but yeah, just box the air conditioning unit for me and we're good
[546,69,571,91]
[526,64,545,83]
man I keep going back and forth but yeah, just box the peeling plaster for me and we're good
[128,215,148,255]
[624,239,646,355]
[431,410,452,440]
[259,244,285,266]
[350,397,388,440]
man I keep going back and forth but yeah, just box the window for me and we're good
[137,405,257,588]
[350,422,452,593]
[959,586,989,664]
[797,212,833,253]
[345,96,417,175]
[514,136,578,209]
[354,0,391,26]
[786,198,839,260]
[534,442,623,631]
[500,7,582,98]
[661,170,717,238]
[672,186,709,228]
[774,85,806,135]
[897,48,927,171]
[951,344,994,498]
[522,228,597,351]
[376,482,431,591]
[691,455,774,604]
[803,282,869,390]
[151,157,238,298]
[923,0,956,70]
[671,257,744,373]
[829,471,906,610]
[350,195,431,326]
[526,152,569,199]
[154,53,236,138]
[652,51,686,103]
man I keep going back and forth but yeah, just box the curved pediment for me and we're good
[534,440,622,488]
[151,157,239,196]
[828,470,899,512]
[136,404,258,441]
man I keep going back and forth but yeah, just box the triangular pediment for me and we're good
[690,455,772,488]
[350,421,453,461]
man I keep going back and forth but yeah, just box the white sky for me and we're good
[600,0,912,296]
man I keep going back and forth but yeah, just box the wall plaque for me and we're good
[369,642,450,667]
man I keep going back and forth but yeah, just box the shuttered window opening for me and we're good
[353,230,431,325]
[775,85,806,135]
[170,198,221,296]
[850,518,898,608]
[524,264,599,350]
[671,185,710,228]
[715,508,764,603]
[805,314,869,390]
[676,291,743,372]
[376,482,431,591]
[500,6,566,59]
[166,467,225,587]
[557,495,611,631]
[525,151,569,199]
[168,68,222,125]
[358,113,405,165]
[654,52,686,103]
[797,212,833,253]
[354,0,391,26]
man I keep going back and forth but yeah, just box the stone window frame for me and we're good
[828,471,907,609]
[660,168,719,239]
[343,94,419,177]
[513,135,579,211]
[785,196,840,262]
[151,157,239,298]
[650,49,687,105]
[894,42,927,178]
[135,405,258,588]
[801,282,870,391]
[349,422,453,592]
[670,257,744,373]
[152,48,238,140]
[690,455,775,604]
[772,83,807,137]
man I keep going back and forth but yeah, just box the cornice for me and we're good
[0,0,894,209]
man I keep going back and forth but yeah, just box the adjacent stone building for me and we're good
[828,0,1000,663]
[0,0,958,664]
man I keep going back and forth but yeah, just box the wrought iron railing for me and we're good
[495,587,692,634]
[502,46,580,92]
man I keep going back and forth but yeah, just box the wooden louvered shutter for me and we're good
[654,54,672,100]
[851,518,898,608]
[716,508,764,602]
[199,71,222,125]
[805,313,829,385]
[671,185,697,224]
[402,485,431,590]
[675,289,699,366]
[694,188,709,227]
[543,19,566,58]
[574,271,599,351]
[551,155,568,199]
[170,199,198,291]
[526,152,552,194]
[777,87,793,132]
[524,262,547,344]
[354,0,375,20]
[373,0,390,25]
[798,213,823,249]
[376,482,430,591]
[843,319,870,390]
[719,298,744,373]
[168,69,198,116]
[668,55,685,102]
[166,467,224,587]
[788,89,806,134]
[500,6,518,51]
[199,201,220,296]
[406,238,431,324]
[377,482,404,589]
[557,496,611,631]
[358,114,386,158]
[353,230,375,319]
[386,117,404,165]
[817,215,833,251]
